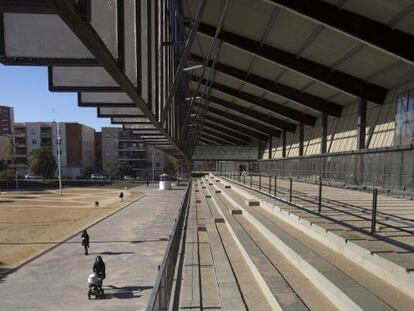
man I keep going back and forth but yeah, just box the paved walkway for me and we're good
[0,184,186,311]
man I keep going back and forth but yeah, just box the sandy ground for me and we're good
[0,186,143,269]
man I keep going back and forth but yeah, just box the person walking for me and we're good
[81,229,90,255]
[93,256,106,287]
[119,191,124,202]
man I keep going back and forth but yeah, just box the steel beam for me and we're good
[205,116,268,141]
[191,54,343,117]
[357,98,367,150]
[201,131,235,145]
[160,0,207,124]
[321,111,328,154]
[190,75,316,125]
[204,123,251,143]
[299,122,304,156]
[0,0,53,13]
[199,104,282,137]
[197,23,387,104]
[265,0,414,66]
[205,94,296,132]
[203,128,246,145]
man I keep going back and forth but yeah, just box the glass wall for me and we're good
[259,147,414,193]
[395,88,414,145]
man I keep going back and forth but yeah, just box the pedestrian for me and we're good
[119,191,124,202]
[93,256,106,287]
[81,229,90,255]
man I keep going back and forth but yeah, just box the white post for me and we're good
[57,122,62,196]
[152,150,155,184]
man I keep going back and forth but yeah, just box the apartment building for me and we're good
[11,122,95,178]
[101,127,168,179]
[0,106,14,135]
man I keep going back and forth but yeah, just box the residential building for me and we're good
[101,127,168,179]
[0,135,13,165]
[0,106,14,135]
[94,132,102,173]
[10,122,95,178]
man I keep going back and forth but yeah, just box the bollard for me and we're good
[95,201,99,207]
[371,188,378,234]
[274,175,277,197]
[318,178,322,214]
[289,178,292,202]
[259,174,262,192]
[268,176,271,194]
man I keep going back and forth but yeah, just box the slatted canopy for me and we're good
[1,0,414,157]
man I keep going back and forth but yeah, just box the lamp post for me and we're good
[56,122,62,196]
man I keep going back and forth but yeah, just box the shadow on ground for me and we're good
[103,285,153,299]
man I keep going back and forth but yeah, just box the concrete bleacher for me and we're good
[177,176,414,311]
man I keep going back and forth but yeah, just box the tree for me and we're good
[118,161,134,177]
[167,157,182,175]
[0,169,14,192]
[29,147,57,180]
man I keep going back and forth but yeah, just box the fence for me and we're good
[220,171,414,236]
[258,145,414,195]
[146,181,191,311]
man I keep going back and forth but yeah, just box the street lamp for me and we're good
[56,122,62,196]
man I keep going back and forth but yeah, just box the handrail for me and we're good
[146,181,192,311]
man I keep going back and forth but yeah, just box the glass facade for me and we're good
[395,88,414,145]
[258,146,414,193]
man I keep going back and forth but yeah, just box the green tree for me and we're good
[118,161,134,177]
[167,157,182,175]
[0,160,7,172]
[0,169,14,191]
[29,147,57,180]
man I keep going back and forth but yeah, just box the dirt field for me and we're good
[0,186,144,269]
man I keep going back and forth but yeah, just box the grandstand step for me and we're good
[217,177,414,307]
[204,185,309,310]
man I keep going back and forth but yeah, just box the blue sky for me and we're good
[0,65,115,130]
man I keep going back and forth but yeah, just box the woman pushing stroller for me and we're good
[88,256,106,299]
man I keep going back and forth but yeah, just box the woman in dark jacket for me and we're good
[81,230,89,255]
[93,256,106,286]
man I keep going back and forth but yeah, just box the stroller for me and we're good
[88,273,104,299]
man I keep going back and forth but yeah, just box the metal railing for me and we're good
[146,181,191,311]
[259,145,414,195]
[220,171,414,237]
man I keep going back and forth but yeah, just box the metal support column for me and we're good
[371,188,378,234]
[282,130,287,158]
[268,176,271,194]
[321,111,328,154]
[289,178,292,202]
[318,177,322,214]
[259,174,262,192]
[357,97,367,150]
[268,135,273,159]
[274,175,277,197]
[299,123,304,156]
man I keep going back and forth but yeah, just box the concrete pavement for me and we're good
[0,184,186,311]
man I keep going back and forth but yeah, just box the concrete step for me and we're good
[198,190,247,311]
[204,185,308,311]
[222,176,414,300]
[179,187,201,310]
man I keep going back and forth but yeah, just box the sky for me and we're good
[0,65,116,131]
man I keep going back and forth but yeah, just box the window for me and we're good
[156,162,160,167]
[32,139,37,144]
[395,89,414,145]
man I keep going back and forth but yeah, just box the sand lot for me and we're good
[0,186,143,269]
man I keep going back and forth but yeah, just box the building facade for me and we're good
[10,122,95,178]
[0,106,14,135]
[101,127,168,179]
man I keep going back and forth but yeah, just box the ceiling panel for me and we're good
[51,66,118,89]
[369,62,414,89]
[265,9,320,55]
[300,27,360,67]
[335,46,398,80]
